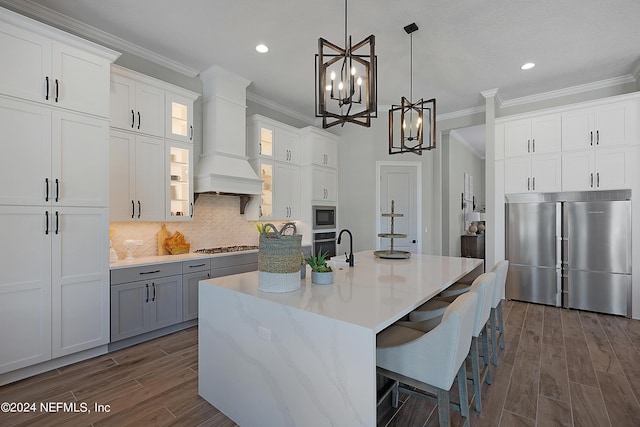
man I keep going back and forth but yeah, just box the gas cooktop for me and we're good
[194,245,259,254]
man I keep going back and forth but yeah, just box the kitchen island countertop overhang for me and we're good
[198,250,483,426]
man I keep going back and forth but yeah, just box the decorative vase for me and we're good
[312,271,334,285]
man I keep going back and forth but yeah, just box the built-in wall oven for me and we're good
[312,205,336,230]
[313,231,337,258]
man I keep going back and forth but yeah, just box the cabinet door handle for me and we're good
[190,202,193,218]
[139,270,161,275]
[145,283,149,303]
[590,131,593,146]
[45,211,49,235]
[131,200,135,218]
[55,211,59,234]
[532,139,535,152]
[527,177,531,191]
[596,130,599,145]
[137,111,141,130]
[55,178,59,202]
[532,177,535,191]
[45,76,49,100]
[131,110,135,128]
[527,140,530,153]
[138,200,141,218]
[189,125,193,141]
[152,283,156,302]
[590,173,594,188]
[597,172,600,187]
[54,79,59,102]
[189,264,206,268]
[45,178,49,202]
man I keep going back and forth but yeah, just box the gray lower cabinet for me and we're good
[110,262,183,342]
[182,253,258,321]
[182,258,211,322]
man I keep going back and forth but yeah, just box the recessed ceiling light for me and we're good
[255,44,269,53]
[521,62,535,70]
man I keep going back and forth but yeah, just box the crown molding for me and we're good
[437,105,486,121]
[0,0,200,77]
[246,92,318,125]
[500,74,637,109]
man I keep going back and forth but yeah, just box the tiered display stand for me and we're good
[374,200,411,259]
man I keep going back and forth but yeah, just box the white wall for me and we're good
[334,116,441,255]
[445,132,485,256]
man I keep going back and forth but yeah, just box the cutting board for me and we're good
[157,224,171,255]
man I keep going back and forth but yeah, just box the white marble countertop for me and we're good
[200,250,483,333]
[109,249,258,270]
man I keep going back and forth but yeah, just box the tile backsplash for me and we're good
[110,194,291,259]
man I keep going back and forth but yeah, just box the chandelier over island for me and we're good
[315,0,377,128]
[389,23,436,155]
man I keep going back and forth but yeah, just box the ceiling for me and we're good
[6,0,640,124]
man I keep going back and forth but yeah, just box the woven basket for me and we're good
[258,223,302,293]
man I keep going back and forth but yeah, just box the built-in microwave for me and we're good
[312,205,336,230]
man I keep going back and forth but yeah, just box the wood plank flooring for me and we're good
[380,300,640,426]
[1,300,640,426]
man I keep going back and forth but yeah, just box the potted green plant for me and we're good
[305,250,334,285]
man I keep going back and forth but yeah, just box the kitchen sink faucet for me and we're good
[337,229,354,267]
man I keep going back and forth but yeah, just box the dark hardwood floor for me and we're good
[2,300,640,426]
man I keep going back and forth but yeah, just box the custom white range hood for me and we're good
[194,65,262,197]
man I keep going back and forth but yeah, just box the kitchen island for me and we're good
[198,250,483,427]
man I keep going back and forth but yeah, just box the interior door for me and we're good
[378,163,419,253]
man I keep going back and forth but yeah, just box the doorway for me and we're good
[376,162,422,253]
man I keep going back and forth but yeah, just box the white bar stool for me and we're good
[408,272,496,412]
[488,260,509,365]
[376,292,478,427]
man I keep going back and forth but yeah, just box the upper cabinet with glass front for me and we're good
[247,115,300,164]
[110,65,198,142]
[166,92,197,143]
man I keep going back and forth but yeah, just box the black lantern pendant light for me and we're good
[389,23,436,155]
[315,0,377,128]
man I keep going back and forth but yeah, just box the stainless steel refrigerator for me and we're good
[506,191,631,316]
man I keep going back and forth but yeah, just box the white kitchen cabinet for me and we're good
[0,14,116,117]
[166,91,196,143]
[110,71,165,137]
[311,167,337,202]
[301,126,339,168]
[248,159,300,220]
[274,163,301,220]
[562,147,629,191]
[51,207,109,358]
[247,115,301,164]
[0,206,52,374]
[110,264,183,342]
[0,96,109,208]
[0,205,109,373]
[504,114,561,158]
[561,101,640,151]
[109,130,165,222]
[167,141,194,220]
[504,153,561,194]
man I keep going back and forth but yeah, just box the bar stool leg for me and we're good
[457,363,469,422]
[470,337,482,412]
[391,381,399,408]
[482,324,492,384]
[497,301,505,349]
[437,389,451,427]
[490,307,499,366]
